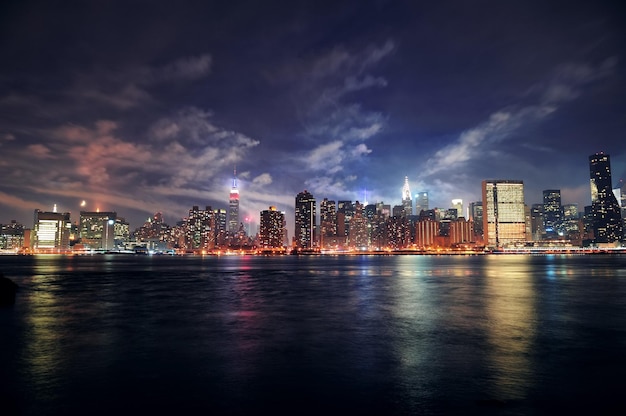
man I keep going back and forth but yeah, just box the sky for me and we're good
[1,0,625,233]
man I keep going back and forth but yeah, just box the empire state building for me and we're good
[228,169,240,233]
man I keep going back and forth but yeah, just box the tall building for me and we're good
[542,189,562,239]
[228,168,240,233]
[0,221,24,251]
[589,152,622,243]
[415,192,429,216]
[187,206,215,250]
[614,179,626,239]
[295,190,316,249]
[348,201,369,249]
[34,209,71,251]
[320,198,337,246]
[337,200,354,241]
[530,204,544,241]
[468,201,483,241]
[562,203,580,238]
[259,206,285,249]
[451,199,463,219]
[79,211,117,250]
[482,180,526,247]
[402,176,412,216]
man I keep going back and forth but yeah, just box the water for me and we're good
[1,254,626,415]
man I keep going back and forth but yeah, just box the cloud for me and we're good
[423,59,616,179]
[303,140,344,173]
[0,133,16,147]
[150,54,212,82]
[70,54,212,110]
[150,107,258,151]
[541,57,617,104]
[27,144,53,159]
[252,173,273,186]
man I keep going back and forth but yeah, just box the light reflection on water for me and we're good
[1,254,626,415]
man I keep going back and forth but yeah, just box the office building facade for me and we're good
[482,180,526,247]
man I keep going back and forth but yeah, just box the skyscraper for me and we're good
[469,201,483,240]
[589,152,622,243]
[542,189,562,239]
[451,199,463,218]
[259,206,285,249]
[482,180,526,247]
[228,168,240,233]
[415,192,429,216]
[320,198,337,248]
[295,190,316,249]
[79,211,117,250]
[34,209,71,251]
[402,176,412,216]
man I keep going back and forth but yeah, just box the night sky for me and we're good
[1,0,625,231]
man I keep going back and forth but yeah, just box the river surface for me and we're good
[1,254,626,415]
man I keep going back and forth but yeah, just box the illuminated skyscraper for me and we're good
[295,190,316,249]
[542,189,562,239]
[337,200,354,240]
[320,198,337,247]
[469,201,483,240]
[348,201,369,249]
[79,211,117,250]
[259,206,285,249]
[402,176,412,216]
[589,152,622,243]
[228,168,240,233]
[451,199,463,218]
[187,206,215,250]
[482,180,526,247]
[415,192,429,216]
[34,209,71,250]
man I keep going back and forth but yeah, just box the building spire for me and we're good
[402,176,411,201]
[232,165,238,189]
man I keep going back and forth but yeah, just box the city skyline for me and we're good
[1,1,625,229]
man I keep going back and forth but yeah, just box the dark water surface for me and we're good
[1,254,626,415]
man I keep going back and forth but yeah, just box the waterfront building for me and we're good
[543,189,562,239]
[449,217,474,245]
[415,192,429,216]
[295,190,316,249]
[187,206,215,250]
[79,211,117,250]
[386,215,410,249]
[320,198,337,248]
[482,180,526,247]
[469,201,483,241]
[451,199,463,219]
[414,218,438,248]
[530,204,544,241]
[588,152,622,243]
[228,169,240,233]
[348,201,369,249]
[214,208,228,246]
[402,176,412,216]
[562,203,581,241]
[34,209,71,251]
[337,200,354,242]
[259,206,285,249]
[0,221,24,251]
